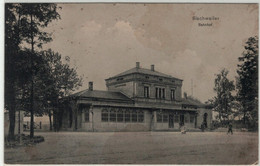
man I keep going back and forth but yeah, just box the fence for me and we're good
[23,121,51,131]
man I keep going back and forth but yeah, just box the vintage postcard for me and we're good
[4,2,258,165]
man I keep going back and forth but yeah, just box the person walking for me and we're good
[227,122,233,135]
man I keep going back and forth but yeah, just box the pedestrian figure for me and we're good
[181,125,187,134]
[227,122,233,135]
[201,122,205,132]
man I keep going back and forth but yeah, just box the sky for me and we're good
[43,3,258,102]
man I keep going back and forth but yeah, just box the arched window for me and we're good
[101,109,109,122]
[163,113,168,123]
[131,110,137,122]
[138,111,144,122]
[84,108,89,122]
[157,112,162,122]
[117,109,124,122]
[125,109,131,122]
[110,109,117,122]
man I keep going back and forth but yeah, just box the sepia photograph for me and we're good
[4,2,258,165]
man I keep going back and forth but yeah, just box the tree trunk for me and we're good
[243,110,246,127]
[6,50,16,141]
[8,95,16,141]
[29,11,35,139]
[53,109,57,132]
[49,110,52,131]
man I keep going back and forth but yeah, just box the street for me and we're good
[5,131,258,164]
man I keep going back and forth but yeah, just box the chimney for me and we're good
[136,62,140,69]
[89,81,93,91]
[151,64,155,71]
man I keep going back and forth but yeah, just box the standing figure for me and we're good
[201,122,205,132]
[227,122,233,135]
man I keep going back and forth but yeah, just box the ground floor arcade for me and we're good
[61,104,212,132]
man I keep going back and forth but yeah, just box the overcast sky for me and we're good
[43,3,258,102]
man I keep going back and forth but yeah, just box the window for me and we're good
[159,78,163,81]
[190,115,195,123]
[163,114,168,123]
[117,109,124,122]
[144,86,149,98]
[116,77,124,81]
[138,111,144,122]
[109,109,117,122]
[162,88,165,99]
[145,76,149,79]
[171,89,175,101]
[132,110,137,122]
[156,88,165,99]
[101,109,109,122]
[85,109,89,122]
[157,112,162,122]
[125,110,131,122]
[174,115,179,123]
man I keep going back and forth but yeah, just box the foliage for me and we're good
[236,36,258,127]
[5,3,61,139]
[209,69,235,122]
[5,4,25,140]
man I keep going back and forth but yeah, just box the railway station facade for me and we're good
[60,62,212,131]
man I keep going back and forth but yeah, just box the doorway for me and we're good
[203,113,208,128]
[180,114,184,126]
[169,114,174,128]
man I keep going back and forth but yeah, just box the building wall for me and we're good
[106,73,183,101]
[136,81,182,101]
[197,108,212,128]
[152,111,196,131]
[107,81,134,98]
[78,107,152,132]
[61,104,211,132]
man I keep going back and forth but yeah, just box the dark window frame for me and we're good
[138,111,144,123]
[131,110,138,122]
[171,89,175,101]
[144,86,150,98]
[125,110,131,122]
[84,109,89,122]
[157,112,163,122]
[109,109,117,122]
[101,109,109,122]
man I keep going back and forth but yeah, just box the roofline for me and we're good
[105,71,183,81]
[78,96,133,102]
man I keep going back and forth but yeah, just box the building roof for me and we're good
[71,89,132,101]
[181,97,206,108]
[106,67,182,81]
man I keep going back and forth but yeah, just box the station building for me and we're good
[60,62,212,131]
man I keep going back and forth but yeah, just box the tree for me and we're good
[18,4,61,138]
[5,3,61,139]
[210,69,235,123]
[5,4,24,140]
[236,36,258,128]
[40,50,82,131]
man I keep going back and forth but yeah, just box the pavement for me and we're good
[4,131,258,164]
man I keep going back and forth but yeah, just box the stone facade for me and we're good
[60,62,212,132]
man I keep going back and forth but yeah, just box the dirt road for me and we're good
[4,131,258,164]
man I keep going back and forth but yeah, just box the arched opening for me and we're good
[203,113,208,128]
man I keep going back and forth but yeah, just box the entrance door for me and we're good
[169,114,174,128]
[180,114,185,126]
[203,113,208,128]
